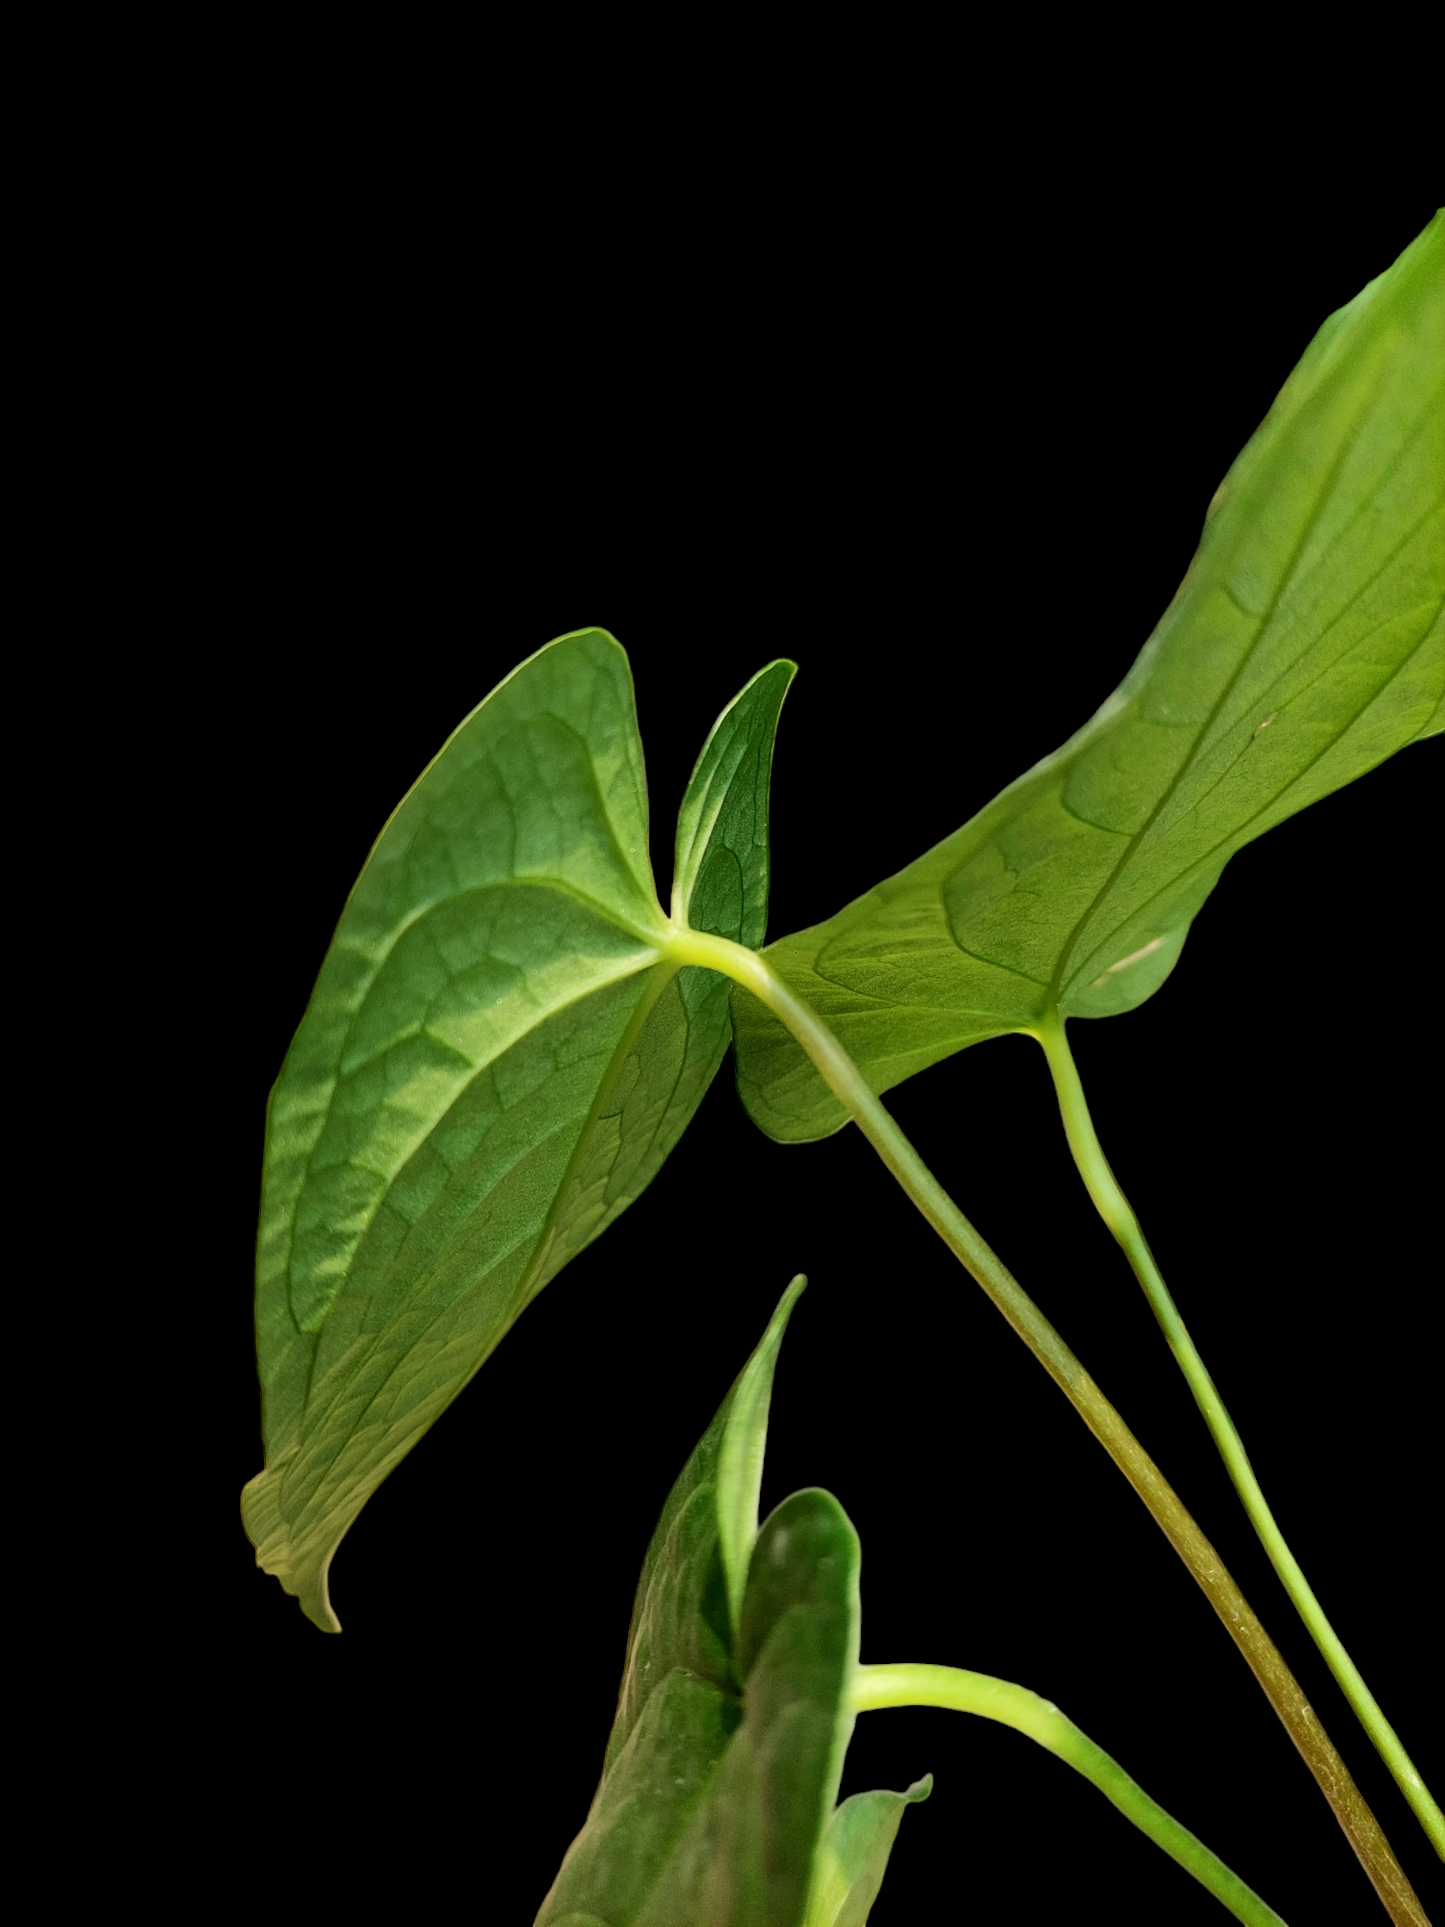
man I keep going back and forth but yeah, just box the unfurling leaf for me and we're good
[538,1282,925,1927]
[244,633,793,1628]
[735,215,1444,1142]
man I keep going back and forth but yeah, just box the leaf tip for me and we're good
[241,1464,344,1633]
[716,1274,811,1641]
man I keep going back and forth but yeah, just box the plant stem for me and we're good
[853,1662,1286,1925]
[663,929,1427,1927]
[1034,1013,1443,1858]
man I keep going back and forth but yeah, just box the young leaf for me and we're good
[603,1276,806,1786]
[673,659,796,945]
[802,1778,933,1927]
[640,1488,861,1927]
[243,634,792,1628]
[540,1485,865,1927]
[716,1273,807,1640]
[542,1282,1276,1923]
[538,1280,873,1927]
[734,214,1445,1141]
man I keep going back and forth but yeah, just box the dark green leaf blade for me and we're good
[537,1281,807,1925]
[734,215,1445,1141]
[803,1778,933,1927]
[631,1489,862,1927]
[245,631,771,1629]
[674,659,797,946]
[604,1276,807,1781]
[541,1669,743,1927]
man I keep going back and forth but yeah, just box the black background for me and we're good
[150,189,1442,1923]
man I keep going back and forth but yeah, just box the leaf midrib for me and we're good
[282,953,702,1511]
[1055,507,1442,998]
[277,862,668,1285]
[1045,354,1399,1009]
[332,875,667,1084]
[281,940,667,1348]
[1058,616,1440,1004]
[1137,501,1440,842]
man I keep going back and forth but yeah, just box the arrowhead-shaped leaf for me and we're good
[244,633,792,1628]
[735,214,1445,1141]
[538,1282,925,1927]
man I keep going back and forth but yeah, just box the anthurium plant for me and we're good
[243,214,1443,1922]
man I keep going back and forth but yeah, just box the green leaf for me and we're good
[641,1488,860,1927]
[602,1275,807,1793]
[673,660,796,945]
[243,634,792,1628]
[734,215,1445,1141]
[716,1274,807,1640]
[540,1284,906,1927]
[541,1490,863,1927]
[803,1778,933,1927]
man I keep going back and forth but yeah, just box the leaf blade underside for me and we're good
[734,215,1445,1142]
[244,635,791,1628]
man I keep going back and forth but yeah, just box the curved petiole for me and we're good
[1033,1012,1443,1858]
[663,926,1426,1926]
[852,1662,1285,1924]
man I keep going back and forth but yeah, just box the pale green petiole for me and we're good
[1035,1013,1443,1860]
[852,1663,1286,1924]
[664,926,1426,1926]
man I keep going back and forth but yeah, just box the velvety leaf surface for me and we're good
[244,635,791,1627]
[803,1777,932,1927]
[735,215,1445,1141]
